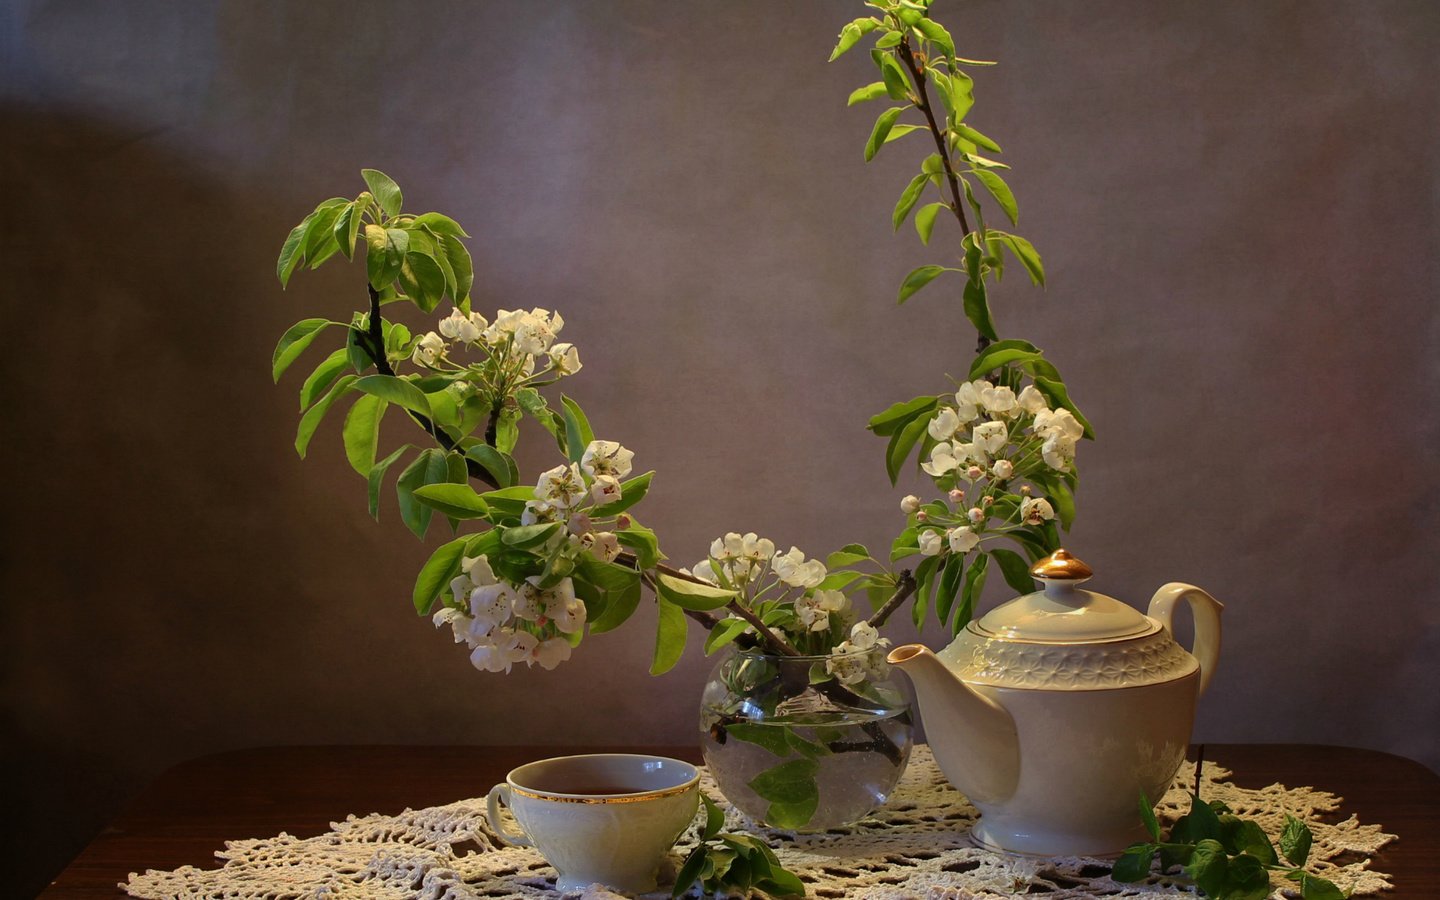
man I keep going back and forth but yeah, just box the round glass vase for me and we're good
[698,646,914,831]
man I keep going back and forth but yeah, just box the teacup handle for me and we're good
[485,784,533,847]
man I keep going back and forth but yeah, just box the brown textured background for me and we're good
[3,0,1437,895]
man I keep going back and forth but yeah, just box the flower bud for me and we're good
[982,495,994,507]
[991,459,1014,480]
[966,465,984,481]
[916,510,929,522]
[900,494,921,514]
[948,488,966,503]
[967,507,985,524]
[616,514,633,530]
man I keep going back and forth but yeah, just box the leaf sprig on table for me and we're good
[1113,792,1350,899]
[672,795,807,899]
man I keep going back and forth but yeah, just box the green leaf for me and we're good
[651,597,688,675]
[726,722,792,757]
[883,123,924,145]
[1139,793,1161,841]
[1110,844,1155,882]
[1184,839,1229,897]
[962,276,998,340]
[617,523,663,569]
[868,395,938,436]
[672,846,707,900]
[1223,853,1271,900]
[1295,872,1347,900]
[591,471,654,517]
[276,219,309,287]
[828,16,878,61]
[757,868,807,899]
[973,169,1018,225]
[412,536,468,615]
[990,548,1036,595]
[361,168,402,218]
[588,578,641,633]
[967,339,1043,380]
[272,319,333,383]
[1032,375,1095,439]
[935,552,965,628]
[892,173,929,230]
[656,572,737,611]
[299,348,349,412]
[864,107,906,162]
[748,759,819,830]
[367,444,412,520]
[897,264,951,304]
[560,394,594,464]
[994,231,1045,286]
[878,54,910,100]
[294,374,357,458]
[826,547,869,568]
[704,617,751,655]
[915,201,944,244]
[353,374,432,418]
[847,82,887,105]
[413,211,469,238]
[701,793,725,841]
[885,413,929,485]
[411,483,491,520]
[396,448,451,539]
[955,552,989,633]
[914,17,955,56]
[466,445,516,489]
[1223,817,1278,866]
[955,122,1002,153]
[1279,814,1313,867]
[332,202,361,259]
[341,393,387,475]
[397,250,445,313]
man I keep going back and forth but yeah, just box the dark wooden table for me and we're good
[43,744,1438,898]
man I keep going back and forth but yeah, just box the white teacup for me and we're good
[485,753,700,894]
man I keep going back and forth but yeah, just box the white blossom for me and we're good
[590,474,622,507]
[432,607,471,644]
[585,531,621,563]
[529,636,573,670]
[954,382,984,422]
[411,332,446,367]
[1034,408,1084,442]
[796,589,849,632]
[918,530,944,556]
[691,559,719,584]
[1021,496,1056,525]
[980,383,1019,416]
[927,407,963,441]
[470,629,537,674]
[511,583,546,622]
[581,440,635,480]
[536,463,587,508]
[521,499,562,526]
[438,307,485,343]
[548,342,582,376]
[772,547,826,588]
[848,621,880,650]
[1041,432,1077,472]
[469,582,515,631]
[1018,384,1048,415]
[921,442,962,477]
[900,495,922,514]
[973,420,1009,455]
[947,526,980,554]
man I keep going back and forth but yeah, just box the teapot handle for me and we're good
[1147,583,1224,697]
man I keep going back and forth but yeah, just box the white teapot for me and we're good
[887,549,1222,856]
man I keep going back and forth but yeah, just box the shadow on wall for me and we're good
[0,105,342,898]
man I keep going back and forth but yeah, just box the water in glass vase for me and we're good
[698,648,914,831]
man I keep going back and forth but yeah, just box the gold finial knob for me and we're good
[1030,548,1093,580]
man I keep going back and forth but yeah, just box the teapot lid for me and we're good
[973,549,1157,643]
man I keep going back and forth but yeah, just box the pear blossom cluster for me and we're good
[907,375,1082,562]
[411,305,581,386]
[432,437,638,673]
[432,555,582,673]
[691,534,891,684]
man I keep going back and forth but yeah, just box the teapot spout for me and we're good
[888,644,1019,804]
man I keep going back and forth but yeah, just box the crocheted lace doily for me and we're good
[123,746,1395,900]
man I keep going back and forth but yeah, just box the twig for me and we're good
[895,38,991,355]
[866,569,918,629]
[359,285,500,489]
